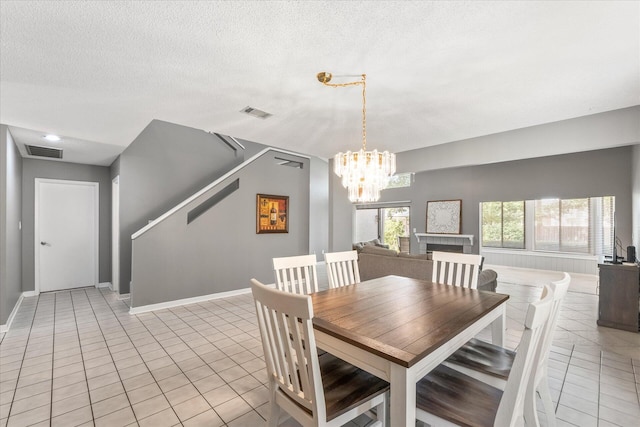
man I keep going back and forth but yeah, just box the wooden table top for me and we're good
[311,275,509,368]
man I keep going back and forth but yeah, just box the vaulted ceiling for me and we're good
[1,1,638,166]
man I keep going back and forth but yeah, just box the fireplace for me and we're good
[427,244,464,253]
[414,233,474,254]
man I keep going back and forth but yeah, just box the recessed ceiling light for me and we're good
[43,134,61,142]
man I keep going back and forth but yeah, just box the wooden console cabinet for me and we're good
[597,263,639,332]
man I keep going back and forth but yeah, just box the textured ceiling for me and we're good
[1,1,638,166]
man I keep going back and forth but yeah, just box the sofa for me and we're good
[357,245,498,292]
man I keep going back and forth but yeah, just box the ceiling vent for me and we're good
[26,145,63,159]
[241,106,272,119]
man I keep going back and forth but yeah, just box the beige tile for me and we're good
[137,407,180,427]
[94,406,136,427]
[92,393,130,419]
[122,372,155,392]
[87,372,120,391]
[90,381,126,404]
[164,383,200,406]
[51,403,93,427]
[51,391,90,418]
[126,382,163,405]
[13,380,51,401]
[51,380,88,402]
[182,409,224,427]
[214,395,252,424]
[203,384,238,407]
[158,373,190,393]
[9,391,51,415]
[193,373,225,394]
[132,394,170,420]
[6,404,50,427]
[173,395,210,421]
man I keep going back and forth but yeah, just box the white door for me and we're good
[36,179,99,293]
[111,176,120,292]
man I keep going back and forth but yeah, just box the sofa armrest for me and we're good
[478,269,498,292]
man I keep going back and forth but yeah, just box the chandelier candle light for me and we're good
[317,72,396,203]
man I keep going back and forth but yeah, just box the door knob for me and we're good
[40,241,50,246]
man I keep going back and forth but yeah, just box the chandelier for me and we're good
[317,72,396,203]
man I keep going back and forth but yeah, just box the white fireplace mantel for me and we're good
[414,233,475,254]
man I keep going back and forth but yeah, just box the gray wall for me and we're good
[633,145,640,251]
[130,150,310,308]
[309,156,329,260]
[397,106,640,174]
[355,146,634,256]
[21,159,111,291]
[117,120,266,294]
[1,126,23,326]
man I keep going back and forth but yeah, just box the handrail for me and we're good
[131,147,310,240]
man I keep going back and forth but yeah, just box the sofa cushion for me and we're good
[398,252,432,260]
[353,239,390,252]
[359,245,398,257]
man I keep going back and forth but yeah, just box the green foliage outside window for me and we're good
[482,201,524,248]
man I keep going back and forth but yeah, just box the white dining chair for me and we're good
[272,254,319,294]
[416,284,554,427]
[431,251,483,289]
[324,250,360,288]
[443,272,571,426]
[250,278,389,427]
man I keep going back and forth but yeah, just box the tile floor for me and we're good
[0,265,638,426]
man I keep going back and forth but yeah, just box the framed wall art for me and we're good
[256,194,289,234]
[426,199,461,234]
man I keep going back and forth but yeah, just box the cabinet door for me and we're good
[598,265,639,332]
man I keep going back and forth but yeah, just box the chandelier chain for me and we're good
[319,74,367,151]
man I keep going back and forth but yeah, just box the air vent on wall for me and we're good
[275,157,303,168]
[26,145,63,159]
[240,106,272,119]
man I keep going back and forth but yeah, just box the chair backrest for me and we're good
[535,272,571,377]
[324,250,361,288]
[273,254,319,294]
[431,251,483,289]
[250,279,326,420]
[495,284,553,426]
[398,236,410,253]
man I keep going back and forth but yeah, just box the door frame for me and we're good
[111,175,120,292]
[34,178,99,294]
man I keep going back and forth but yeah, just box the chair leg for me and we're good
[524,380,540,427]
[267,386,280,427]
[537,380,557,427]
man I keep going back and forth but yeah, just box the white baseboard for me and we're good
[22,291,38,297]
[129,288,251,315]
[0,293,26,333]
[96,282,112,289]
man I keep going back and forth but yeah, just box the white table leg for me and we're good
[390,364,416,427]
[491,304,506,347]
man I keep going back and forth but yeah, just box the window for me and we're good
[385,173,412,189]
[354,206,410,251]
[482,201,525,248]
[534,198,590,253]
[481,196,615,256]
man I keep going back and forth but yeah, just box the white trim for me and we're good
[97,282,111,289]
[35,178,99,294]
[480,248,598,261]
[111,175,120,293]
[131,147,310,240]
[0,293,25,333]
[129,288,251,314]
[22,291,38,297]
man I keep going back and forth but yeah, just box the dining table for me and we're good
[311,275,509,427]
